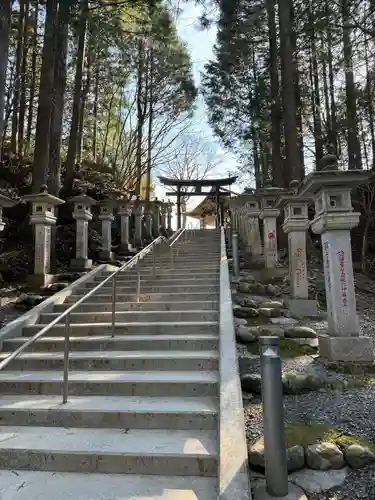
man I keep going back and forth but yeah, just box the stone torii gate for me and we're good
[158,176,237,229]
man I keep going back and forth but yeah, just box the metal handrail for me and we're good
[0,227,187,403]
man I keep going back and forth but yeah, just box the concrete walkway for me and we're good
[0,230,223,499]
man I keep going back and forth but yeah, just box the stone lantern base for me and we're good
[28,273,55,288]
[319,334,373,363]
[71,257,93,272]
[286,298,319,318]
[99,250,115,261]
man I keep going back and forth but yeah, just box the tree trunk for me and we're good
[135,41,145,195]
[321,34,331,144]
[92,60,99,161]
[266,0,282,188]
[145,49,154,202]
[31,0,59,192]
[63,0,88,193]
[48,0,69,196]
[18,0,30,158]
[0,0,12,146]
[342,0,362,169]
[25,0,38,156]
[364,34,375,170]
[11,0,25,155]
[77,25,93,164]
[277,0,301,183]
[326,0,337,153]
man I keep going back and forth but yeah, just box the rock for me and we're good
[239,275,256,283]
[344,444,375,469]
[290,468,350,493]
[282,373,324,394]
[284,326,317,339]
[287,445,305,472]
[270,317,299,326]
[249,441,305,473]
[306,442,345,470]
[234,317,247,327]
[266,284,282,296]
[15,293,45,309]
[237,282,253,294]
[238,298,259,309]
[260,325,285,338]
[259,300,284,309]
[44,282,69,293]
[236,325,258,344]
[241,373,262,394]
[233,307,259,319]
[237,282,267,295]
[258,307,282,318]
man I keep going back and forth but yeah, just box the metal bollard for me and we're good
[259,335,281,356]
[260,337,288,497]
[232,232,240,278]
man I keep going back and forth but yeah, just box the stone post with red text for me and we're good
[299,167,374,363]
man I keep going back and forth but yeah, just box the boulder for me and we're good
[258,307,282,318]
[284,326,317,339]
[233,307,259,319]
[282,373,324,394]
[241,373,262,394]
[259,325,285,338]
[259,300,284,309]
[238,297,259,309]
[266,284,282,296]
[249,440,305,473]
[287,445,305,472]
[15,293,45,309]
[234,317,247,327]
[237,282,267,295]
[236,325,258,344]
[306,442,345,470]
[270,317,299,326]
[344,444,375,469]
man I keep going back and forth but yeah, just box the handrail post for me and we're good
[136,259,141,303]
[111,275,116,338]
[152,240,156,277]
[63,314,70,404]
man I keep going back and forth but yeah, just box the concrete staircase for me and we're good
[0,230,222,499]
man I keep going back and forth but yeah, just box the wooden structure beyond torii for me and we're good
[158,176,238,229]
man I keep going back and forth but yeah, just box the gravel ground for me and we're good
[236,275,375,499]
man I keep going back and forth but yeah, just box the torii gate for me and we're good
[158,175,237,229]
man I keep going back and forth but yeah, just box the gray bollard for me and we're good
[260,337,289,497]
[232,232,240,278]
[259,335,281,356]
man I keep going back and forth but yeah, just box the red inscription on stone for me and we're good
[337,250,348,307]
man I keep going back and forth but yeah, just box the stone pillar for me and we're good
[117,196,132,252]
[259,209,279,268]
[132,196,143,247]
[0,194,16,232]
[166,200,173,233]
[160,201,167,229]
[281,198,318,317]
[144,202,153,241]
[299,167,373,363]
[245,200,262,256]
[98,199,115,260]
[69,193,96,271]
[199,216,205,229]
[152,198,161,238]
[23,185,65,287]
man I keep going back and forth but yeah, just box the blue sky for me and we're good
[155,3,238,216]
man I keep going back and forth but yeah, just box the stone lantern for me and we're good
[298,161,373,363]
[257,182,286,269]
[117,195,132,252]
[98,197,115,261]
[152,197,162,238]
[244,196,262,257]
[0,194,17,232]
[132,195,143,248]
[275,181,317,317]
[160,200,167,229]
[143,201,153,241]
[23,185,65,286]
[68,191,96,271]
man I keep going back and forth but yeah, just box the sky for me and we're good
[154,3,239,226]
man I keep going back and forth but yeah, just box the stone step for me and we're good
[0,350,219,371]
[0,471,217,500]
[0,425,217,476]
[97,271,219,281]
[4,334,219,352]
[84,279,219,291]
[24,321,219,337]
[0,370,218,397]
[65,292,219,303]
[40,310,218,324]
[0,395,217,430]
[54,300,219,312]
